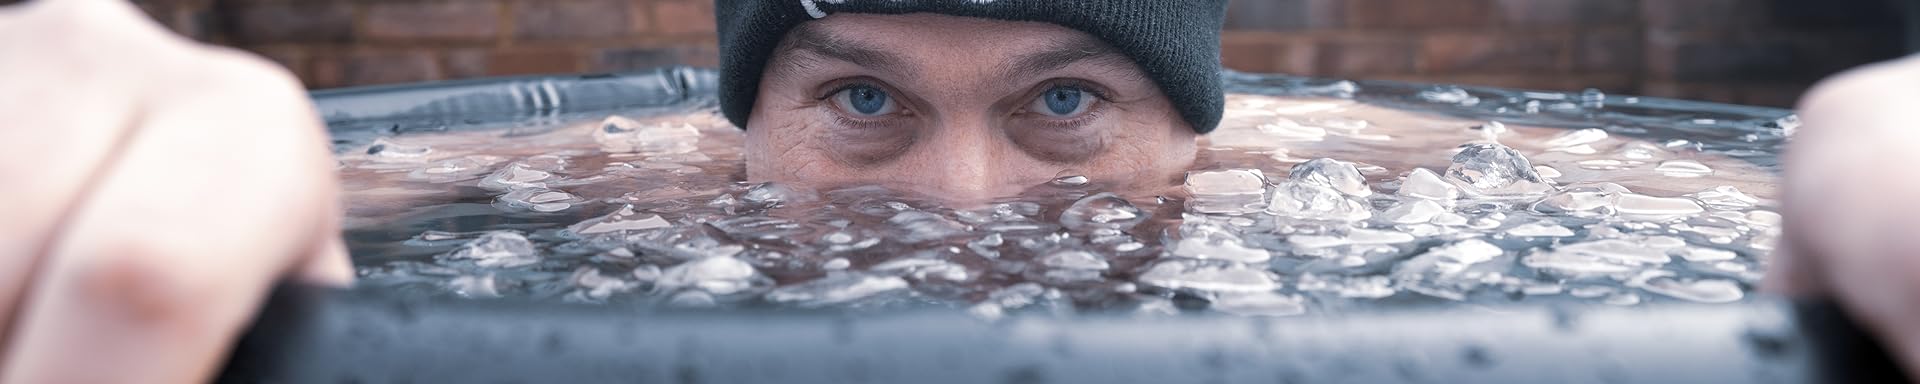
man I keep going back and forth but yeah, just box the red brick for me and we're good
[515,0,632,39]
[1313,38,1417,76]
[591,46,718,72]
[1347,0,1496,29]
[323,51,443,86]
[231,2,354,43]
[650,0,715,35]
[1221,41,1283,73]
[449,48,586,76]
[365,2,501,41]
[1575,29,1641,72]
[1423,34,1567,73]
[1495,0,1636,26]
[1639,0,1768,30]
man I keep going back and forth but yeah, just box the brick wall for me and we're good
[112,0,1915,107]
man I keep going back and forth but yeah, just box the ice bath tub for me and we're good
[219,67,1900,383]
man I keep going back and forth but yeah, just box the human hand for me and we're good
[0,1,350,382]
[1764,53,1920,376]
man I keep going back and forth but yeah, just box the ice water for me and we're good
[337,78,1791,318]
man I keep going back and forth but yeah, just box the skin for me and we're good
[0,1,350,383]
[3,0,1920,381]
[743,14,1199,201]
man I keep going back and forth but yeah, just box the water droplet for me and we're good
[1049,174,1090,187]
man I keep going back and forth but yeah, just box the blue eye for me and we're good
[832,85,900,117]
[1031,86,1094,117]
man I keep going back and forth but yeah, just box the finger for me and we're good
[0,55,338,383]
[1775,54,1920,376]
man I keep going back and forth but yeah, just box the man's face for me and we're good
[744,14,1199,200]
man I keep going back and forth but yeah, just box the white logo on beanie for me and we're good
[800,0,1000,19]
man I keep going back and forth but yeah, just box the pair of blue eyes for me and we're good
[830,85,1095,118]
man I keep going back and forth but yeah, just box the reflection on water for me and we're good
[337,75,1793,317]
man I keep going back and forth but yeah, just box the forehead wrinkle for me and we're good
[997,35,1138,81]
[771,23,916,78]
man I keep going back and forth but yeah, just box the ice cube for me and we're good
[1655,160,1713,178]
[1166,221,1272,263]
[1504,221,1576,237]
[1616,193,1705,218]
[1211,292,1307,317]
[1267,181,1371,221]
[1445,143,1555,198]
[497,187,579,212]
[1290,158,1372,197]
[655,257,771,295]
[1675,247,1738,262]
[567,205,671,235]
[570,267,639,301]
[741,182,819,207]
[364,138,432,163]
[1397,168,1460,201]
[1136,259,1280,293]
[595,116,701,154]
[445,231,540,268]
[477,163,554,191]
[407,155,506,183]
[886,211,970,243]
[1545,128,1608,148]
[1629,272,1743,303]
[1689,186,1761,210]
[1531,183,1629,217]
[1036,250,1111,283]
[763,273,909,308]
[1381,199,1446,224]
[1185,169,1268,196]
[1059,193,1148,231]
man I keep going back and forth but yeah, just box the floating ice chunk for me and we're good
[871,257,972,282]
[1168,222,1271,263]
[1419,87,1478,105]
[741,182,818,206]
[1267,181,1371,221]
[449,274,501,298]
[1689,186,1760,209]
[1548,145,1598,155]
[1533,239,1673,268]
[1675,247,1738,262]
[1520,252,1635,274]
[595,116,701,154]
[886,211,970,243]
[568,205,670,235]
[1630,273,1743,303]
[407,155,506,183]
[656,257,771,296]
[764,273,909,307]
[1186,169,1268,196]
[1655,160,1714,178]
[446,231,540,268]
[1291,158,1371,197]
[364,138,432,163]
[1049,174,1090,187]
[1504,221,1576,237]
[1211,292,1307,317]
[1471,121,1507,142]
[570,267,639,301]
[1381,199,1446,224]
[1532,183,1629,217]
[1037,250,1111,283]
[967,283,1063,321]
[1136,259,1280,293]
[497,187,579,212]
[1445,143,1554,198]
[1059,193,1148,231]
[1545,128,1609,148]
[1288,228,1416,249]
[1397,168,1459,201]
[1616,193,1705,218]
[631,265,661,282]
[1580,88,1606,108]
[477,163,554,191]
[1431,239,1503,265]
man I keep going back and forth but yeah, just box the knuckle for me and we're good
[69,241,223,328]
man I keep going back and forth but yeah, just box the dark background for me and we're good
[77,0,1920,107]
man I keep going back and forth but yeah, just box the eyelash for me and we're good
[811,78,1115,130]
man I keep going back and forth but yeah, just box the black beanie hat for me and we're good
[714,0,1229,133]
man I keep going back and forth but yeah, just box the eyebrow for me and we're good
[773,24,914,77]
[997,35,1136,80]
